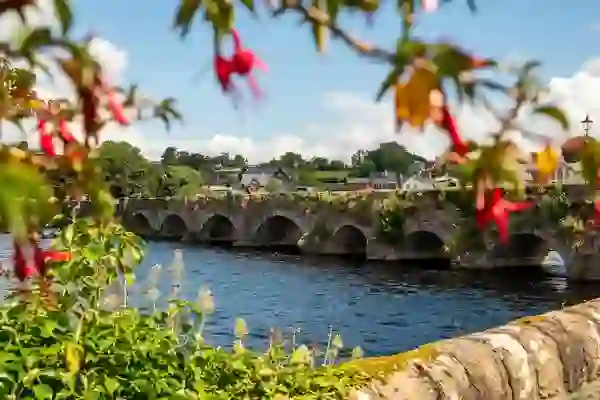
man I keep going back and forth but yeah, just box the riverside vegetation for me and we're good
[0,218,370,398]
[0,0,595,398]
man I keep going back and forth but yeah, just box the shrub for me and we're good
[0,219,369,399]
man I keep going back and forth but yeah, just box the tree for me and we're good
[279,152,305,169]
[161,147,179,166]
[355,159,377,177]
[365,142,425,174]
[97,141,155,198]
[160,165,203,197]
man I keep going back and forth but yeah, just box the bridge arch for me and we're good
[160,213,188,240]
[254,214,304,248]
[127,212,154,236]
[199,214,236,243]
[489,233,549,268]
[403,230,448,260]
[326,224,368,257]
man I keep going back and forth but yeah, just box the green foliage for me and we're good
[0,299,369,399]
[0,219,369,399]
[377,194,408,245]
[0,160,56,236]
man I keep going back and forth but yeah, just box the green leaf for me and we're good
[20,28,54,53]
[521,60,542,75]
[239,0,255,13]
[332,333,343,348]
[53,0,73,35]
[104,377,119,395]
[173,0,203,38]
[375,66,403,102]
[290,344,311,364]
[124,272,136,286]
[327,0,341,21]
[83,391,101,400]
[63,223,74,245]
[33,384,53,399]
[234,317,248,338]
[533,105,570,130]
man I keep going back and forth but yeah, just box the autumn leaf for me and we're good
[535,144,559,183]
[395,66,439,130]
[65,342,82,373]
[311,0,328,54]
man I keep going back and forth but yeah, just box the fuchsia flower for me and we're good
[12,240,72,282]
[476,188,533,243]
[214,28,267,100]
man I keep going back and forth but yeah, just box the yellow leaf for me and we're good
[311,0,328,54]
[65,342,82,374]
[535,145,559,182]
[395,67,438,130]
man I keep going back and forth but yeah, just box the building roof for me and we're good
[239,166,293,187]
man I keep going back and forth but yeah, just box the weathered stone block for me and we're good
[494,324,566,399]
[523,315,587,392]
[551,310,600,382]
[435,338,512,400]
[469,329,538,400]
[418,353,479,400]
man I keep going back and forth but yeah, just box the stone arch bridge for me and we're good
[102,190,600,279]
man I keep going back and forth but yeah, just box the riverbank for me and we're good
[349,297,600,399]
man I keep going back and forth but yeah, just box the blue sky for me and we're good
[9,0,600,161]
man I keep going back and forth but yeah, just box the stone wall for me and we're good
[349,298,600,399]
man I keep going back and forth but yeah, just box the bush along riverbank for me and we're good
[0,218,370,399]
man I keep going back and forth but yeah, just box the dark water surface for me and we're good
[2,235,600,357]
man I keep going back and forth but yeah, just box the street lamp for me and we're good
[582,114,594,136]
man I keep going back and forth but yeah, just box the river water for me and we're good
[2,235,600,357]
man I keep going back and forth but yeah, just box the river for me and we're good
[2,236,600,357]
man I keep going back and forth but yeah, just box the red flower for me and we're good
[214,55,235,93]
[38,119,56,156]
[12,242,37,282]
[58,120,76,144]
[231,29,267,98]
[214,29,267,100]
[476,188,533,242]
[42,250,72,263]
[13,239,72,282]
[440,106,468,157]
[105,89,129,125]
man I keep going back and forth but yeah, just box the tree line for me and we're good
[13,140,426,198]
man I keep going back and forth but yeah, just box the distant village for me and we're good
[183,158,583,196]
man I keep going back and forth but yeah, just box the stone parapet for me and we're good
[349,298,600,399]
